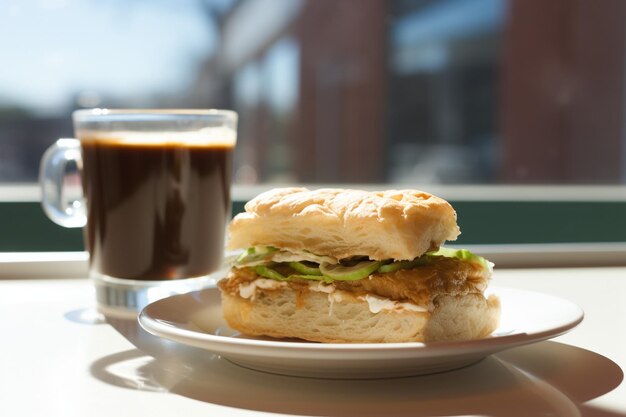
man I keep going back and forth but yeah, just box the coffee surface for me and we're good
[80,138,232,280]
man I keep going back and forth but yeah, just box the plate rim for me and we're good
[138,285,584,357]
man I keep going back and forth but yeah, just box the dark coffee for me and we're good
[80,138,233,280]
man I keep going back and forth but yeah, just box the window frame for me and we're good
[2,183,625,268]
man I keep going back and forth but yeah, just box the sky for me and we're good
[0,0,221,114]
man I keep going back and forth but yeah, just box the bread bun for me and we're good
[220,286,500,343]
[227,187,460,260]
[221,187,498,344]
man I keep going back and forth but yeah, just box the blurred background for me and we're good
[1,0,625,186]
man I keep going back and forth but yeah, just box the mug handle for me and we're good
[39,138,87,228]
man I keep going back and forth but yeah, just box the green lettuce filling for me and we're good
[426,247,492,271]
[237,246,491,283]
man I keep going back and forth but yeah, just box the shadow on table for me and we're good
[92,316,624,417]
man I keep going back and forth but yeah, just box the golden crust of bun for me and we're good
[219,283,500,343]
[227,187,460,260]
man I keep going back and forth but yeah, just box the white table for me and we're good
[1,253,625,417]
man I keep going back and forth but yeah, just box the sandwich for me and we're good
[217,187,500,343]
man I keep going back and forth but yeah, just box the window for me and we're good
[2,0,626,185]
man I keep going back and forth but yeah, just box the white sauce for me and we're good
[238,278,287,300]
[328,292,344,316]
[269,250,338,264]
[237,278,429,314]
[307,282,427,314]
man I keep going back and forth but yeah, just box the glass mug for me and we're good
[40,109,237,317]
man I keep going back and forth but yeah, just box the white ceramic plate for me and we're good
[138,286,583,379]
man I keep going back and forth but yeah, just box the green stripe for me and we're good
[1,200,624,251]
[0,202,83,251]
[452,201,626,244]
